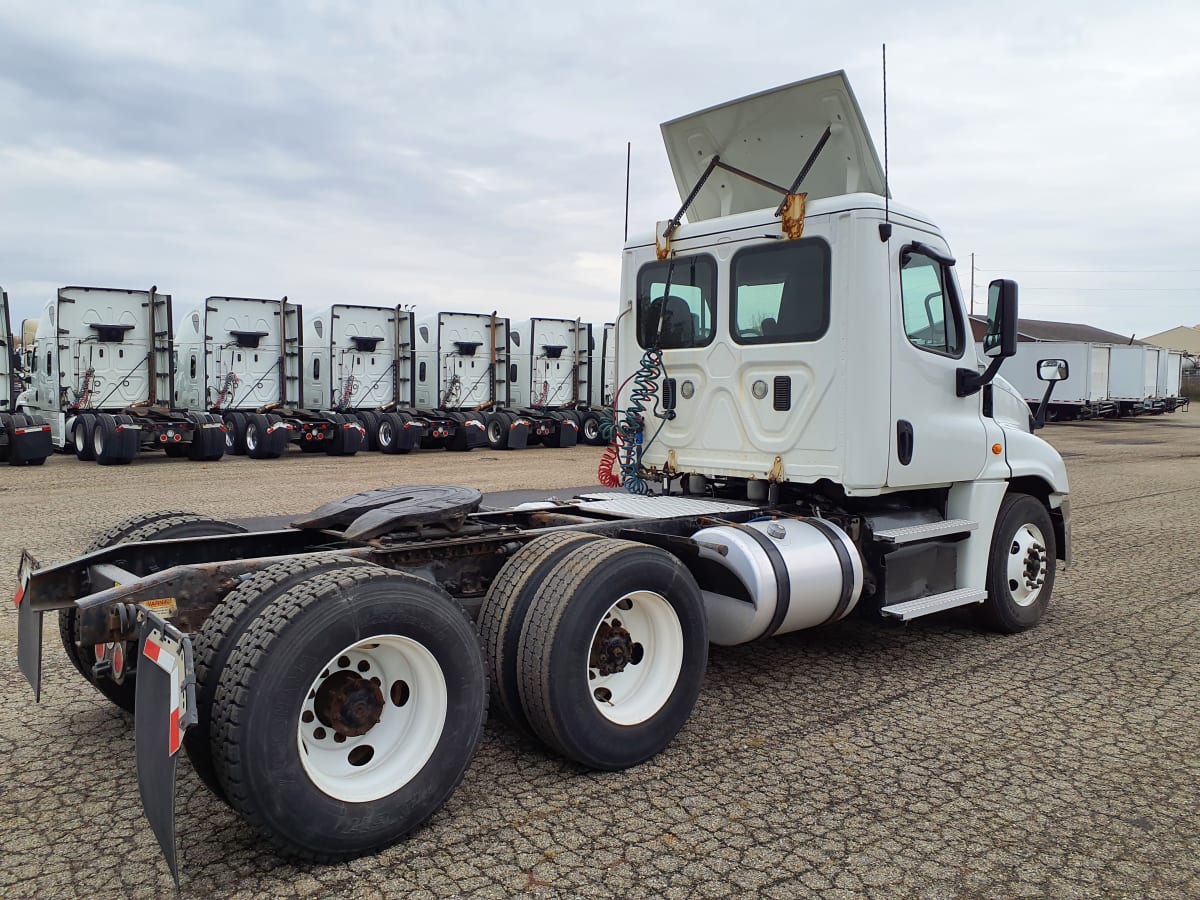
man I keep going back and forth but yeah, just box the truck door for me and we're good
[887,237,988,487]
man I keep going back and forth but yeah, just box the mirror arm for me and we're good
[1030,380,1059,430]
[956,356,1004,398]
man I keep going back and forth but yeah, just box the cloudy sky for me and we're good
[1,1,1197,339]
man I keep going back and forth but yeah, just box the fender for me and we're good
[1002,427,1069,495]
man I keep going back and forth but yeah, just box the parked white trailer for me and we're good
[497,316,589,449]
[1155,350,1185,412]
[18,287,224,464]
[175,296,364,458]
[17,70,1072,883]
[976,341,1114,421]
[1108,344,1162,415]
[0,287,53,465]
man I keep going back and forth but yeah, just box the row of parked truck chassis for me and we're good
[2,287,618,465]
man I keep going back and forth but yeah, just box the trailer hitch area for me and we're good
[135,611,197,885]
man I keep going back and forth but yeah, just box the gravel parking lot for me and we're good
[2,421,1198,899]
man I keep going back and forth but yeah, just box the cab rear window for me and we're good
[636,255,717,349]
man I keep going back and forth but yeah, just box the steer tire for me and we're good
[478,532,603,736]
[59,512,248,713]
[516,538,707,770]
[977,493,1057,634]
[210,566,488,862]
[186,554,383,801]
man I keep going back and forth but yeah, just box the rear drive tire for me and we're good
[516,538,707,769]
[485,412,511,450]
[225,411,248,455]
[94,413,133,465]
[478,532,602,735]
[186,554,382,801]
[210,567,487,861]
[977,493,1057,633]
[59,512,248,712]
[73,415,96,461]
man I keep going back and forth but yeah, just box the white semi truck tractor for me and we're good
[411,310,512,451]
[175,296,365,458]
[17,286,225,464]
[0,287,53,466]
[15,71,1070,882]
[496,316,590,449]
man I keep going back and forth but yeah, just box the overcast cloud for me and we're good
[1,1,1197,338]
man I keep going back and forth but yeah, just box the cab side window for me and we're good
[899,248,963,357]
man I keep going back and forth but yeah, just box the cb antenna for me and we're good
[880,43,892,242]
[624,141,631,243]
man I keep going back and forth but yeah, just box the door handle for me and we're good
[896,420,914,466]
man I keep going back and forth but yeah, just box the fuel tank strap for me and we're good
[731,524,790,640]
[806,518,856,625]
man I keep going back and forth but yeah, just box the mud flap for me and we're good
[135,615,196,885]
[507,417,531,450]
[11,426,53,464]
[15,551,43,700]
[446,415,487,451]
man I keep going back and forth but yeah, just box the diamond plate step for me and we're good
[880,588,987,621]
[873,518,977,544]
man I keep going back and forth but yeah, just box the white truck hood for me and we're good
[660,70,887,223]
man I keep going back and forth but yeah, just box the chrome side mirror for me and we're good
[1037,358,1069,382]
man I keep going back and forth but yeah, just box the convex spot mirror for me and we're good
[1037,358,1069,382]
[983,279,1018,359]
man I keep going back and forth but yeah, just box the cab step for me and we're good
[880,588,987,621]
[873,518,977,544]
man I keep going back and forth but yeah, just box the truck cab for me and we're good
[615,71,1069,624]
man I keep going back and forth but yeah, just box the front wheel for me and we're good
[210,567,487,861]
[516,538,707,770]
[978,493,1057,633]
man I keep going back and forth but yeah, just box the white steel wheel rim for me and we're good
[583,418,600,441]
[75,421,87,451]
[487,419,503,443]
[297,634,448,803]
[1007,523,1048,607]
[587,590,684,726]
[245,423,259,451]
[93,424,105,455]
[379,420,393,447]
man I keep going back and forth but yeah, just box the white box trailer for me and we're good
[977,341,1114,421]
[498,317,590,449]
[1155,350,1185,412]
[18,286,223,464]
[175,296,364,458]
[1108,344,1161,415]
[0,287,53,465]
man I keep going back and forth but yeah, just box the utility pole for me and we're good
[970,252,975,317]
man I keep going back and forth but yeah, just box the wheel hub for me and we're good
[589,620,635,676]
[314,670,385,736]
[1022,543,1046,590]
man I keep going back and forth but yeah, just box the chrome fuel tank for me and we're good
[692,518,863,646]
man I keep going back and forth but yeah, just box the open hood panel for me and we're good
[660,71,886,222]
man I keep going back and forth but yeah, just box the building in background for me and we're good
[1142,325,1200,355]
